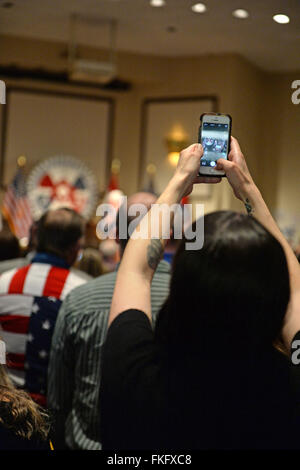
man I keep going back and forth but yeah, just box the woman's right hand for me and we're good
[215,137,257,201]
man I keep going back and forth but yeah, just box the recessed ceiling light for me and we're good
[150,0,166,7]
[232,9,249,19]
[191,3,207,14]
[273,14,290,24]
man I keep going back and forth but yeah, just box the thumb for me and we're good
[216,158,233,172]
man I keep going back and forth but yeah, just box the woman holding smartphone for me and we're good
[100,137,300,449]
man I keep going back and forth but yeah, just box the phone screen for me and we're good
[200,122,230,168]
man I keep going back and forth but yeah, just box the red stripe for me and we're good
[29,392,47,407]
[8,265,31,294]
[42,266,69,298]
[3,191,32,238]
[0,314,30,334]
[6,352,25,370]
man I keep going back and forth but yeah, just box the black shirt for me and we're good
[100,309,300,450]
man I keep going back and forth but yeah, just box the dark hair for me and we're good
[0,229,21,261]
[36,208,85,259]
[155,211,290,357]
[78,247,104,278]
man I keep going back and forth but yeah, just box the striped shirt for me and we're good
[0,253,86,405]
[47,260,171,450]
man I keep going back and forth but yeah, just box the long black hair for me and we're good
[155,211,290,358]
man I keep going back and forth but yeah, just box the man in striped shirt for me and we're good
[0,208,86,406]
[48,193,171,450]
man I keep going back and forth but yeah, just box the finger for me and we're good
[183,143,203,155]
[228,136,242,160]
[216,158,234,171]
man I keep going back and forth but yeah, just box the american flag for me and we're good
[0,261,87,406]
[2,168,32,240]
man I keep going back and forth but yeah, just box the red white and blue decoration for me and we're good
[27,156,98,220]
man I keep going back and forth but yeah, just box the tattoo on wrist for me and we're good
[147,238,164,270]
[244,198,253,216]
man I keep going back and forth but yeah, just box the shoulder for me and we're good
[60,271,118,315]
[104,309,154,361]
[0,258,27,275]
[0,266,20,294]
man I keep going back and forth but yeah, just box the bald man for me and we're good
[0,208,87,406]
[48,193,171,450]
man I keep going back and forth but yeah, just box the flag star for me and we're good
[42,320,51,330]
[24,361,29,370]
[48,296,57,302]
[28,333,34,342]
[32,303,39,313]
[39,350,47,359]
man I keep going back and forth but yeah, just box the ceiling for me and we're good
[0,0,300,72]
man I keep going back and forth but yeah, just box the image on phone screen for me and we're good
[200,122,229,168]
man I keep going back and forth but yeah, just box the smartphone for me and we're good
[198,113,232,177]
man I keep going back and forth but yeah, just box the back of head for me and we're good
[36,208,85,265]
[156,211,290,357]
[78,247,104,278]
[0,229,20,261]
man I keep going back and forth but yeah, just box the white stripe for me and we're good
[23,263,51,296]
[3,192,17,214]
[0,330,27,355]
[18,198,32,226]
[0,294,33,316]
[0,268,18,294]
[60,272,87,300]
[9,370,25,387]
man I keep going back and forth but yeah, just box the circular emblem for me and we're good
[27,156,98,220]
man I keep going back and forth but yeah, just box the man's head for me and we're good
[36,208,85,267]
[116,192,157,255]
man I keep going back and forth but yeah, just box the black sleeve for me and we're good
[100,309,164,449]
[103,309,154,366]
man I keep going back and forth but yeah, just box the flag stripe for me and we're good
[23,264,51,297]
[1,168,32,239]
[29,392,47,407]
[0,314,30,334]
[60,272,85,300]
[8,265,31,294]
[1,330,27,355]
[0,269,18,294]
[43,266,70,298]
[0,294,33,315]
[6,352,26,370]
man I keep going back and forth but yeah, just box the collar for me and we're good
[32,252,70,269]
